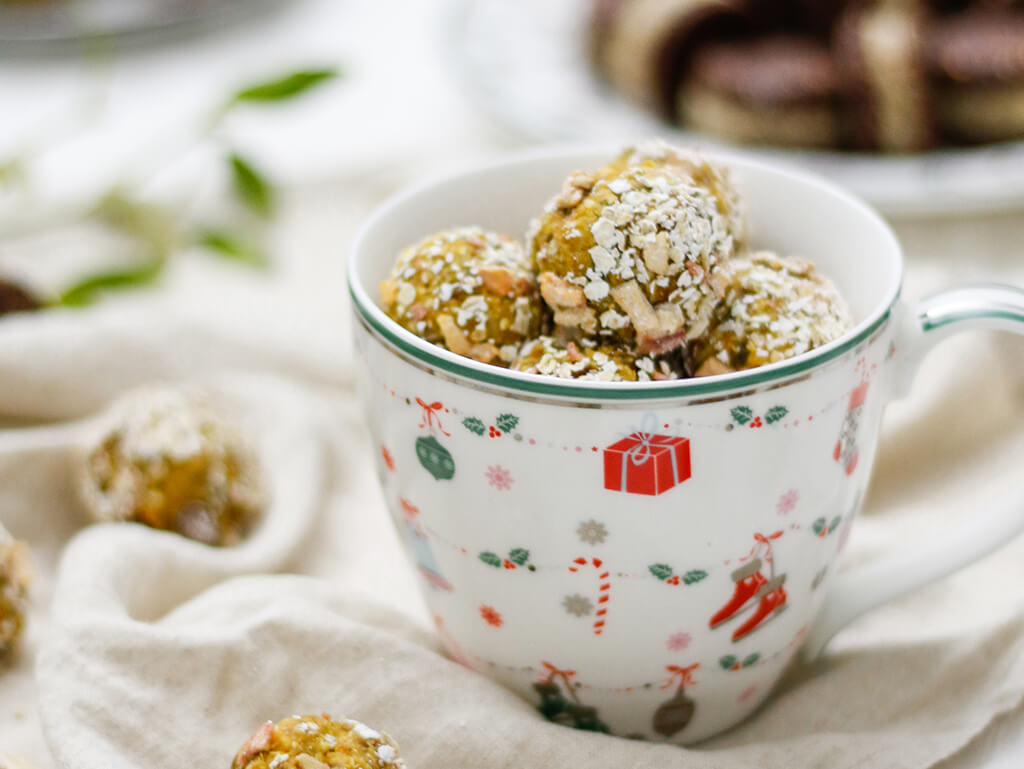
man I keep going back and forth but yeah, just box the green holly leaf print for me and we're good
[812,518,827,535]
[742,653,761,667]
[508,548,530,566]
[479,552,502,568]
[719,655,737,670]
[765,406,789,425]
[730,406,754,425]
[462,417,486,436]
[682,569,708,585]
[829,516,842,534]
[649,563,673,581]
[496,413,519,433]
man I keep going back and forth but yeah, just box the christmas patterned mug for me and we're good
[347,147,1024,744]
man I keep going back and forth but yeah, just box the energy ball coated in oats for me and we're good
[529,141,742,354]
[512,335,683,382]
[232,715,406,769]
[77,387,264,547]
[692,251,852,374]
[0,524,32,656]
[380,227,543,366]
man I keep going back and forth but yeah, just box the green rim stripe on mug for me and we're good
[349,284,895,401]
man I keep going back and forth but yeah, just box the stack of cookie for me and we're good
[590,0,1024,152]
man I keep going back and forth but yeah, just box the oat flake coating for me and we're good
[528,141,742,354]
[513,335,683,382]
[77,387,264,547]
[0,523,31,656]
[232,715,406,769]
[693,251,852,374]
[380,227,543,365]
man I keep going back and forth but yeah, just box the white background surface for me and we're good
[0,0,1022,766]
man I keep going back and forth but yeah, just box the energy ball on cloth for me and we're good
[379,227,543,366]
[77,387,264,547]
[0,523,32,656]
[692,251,852,375]
[529,142,741,354]
[512,335,684,382]
[232,715,406,769]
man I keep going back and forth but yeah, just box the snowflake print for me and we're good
[485,465,514,491]
[381,445,395,472]
[738,684,759,703]
[776,488,799,515]
[576,519,608,545]
[562,594,594,617]
[665,632,692,652]
[480,605,503,627]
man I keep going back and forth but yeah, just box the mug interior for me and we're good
[349,145,903,395]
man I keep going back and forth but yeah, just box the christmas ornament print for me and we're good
[603,415,691,496]
[653,664,699,737]
[535,663,611,734]
[414,398,455,480]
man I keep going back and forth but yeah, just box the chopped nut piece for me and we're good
[555,171,597,210]
[406,303,428,321]
[234,722,274,767]
[540,272,586,309]
[655,302,685,335]
[470,342,500,363]
[295,755,329,769]
[437,314,472,356]
[643,231,672,274]
[611,280,659,337]
[566,341,583,362]
[695,357,734,377]
[553,306,598,335]
[479,265,534,296]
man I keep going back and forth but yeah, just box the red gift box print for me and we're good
[604,428,691,496]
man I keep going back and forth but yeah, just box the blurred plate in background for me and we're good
[0,0,270,46]
[447,0,1024,218]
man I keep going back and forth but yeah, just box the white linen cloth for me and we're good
[0,193,1019,769]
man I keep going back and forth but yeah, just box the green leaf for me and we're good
[812,518,826,536]
[231,67,340,104]
[57,260,164,307]
[197,230,268,268]
[496,413,519,433]
[730,406,753,425]
[508,548,529,566]
[649,563,673,581]
[228,152,274,218]
[765,405,789,425]
[682,569,707,585]
[829,516,842,534]
[719,655,737,670]
[742,653,761,667]
[479,552,501,568]
[462,417,486,436]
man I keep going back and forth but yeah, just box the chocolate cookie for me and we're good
[678,36,843,148]
[834,0,935,152]
[929,10,1024,142]
[594,0,749,117]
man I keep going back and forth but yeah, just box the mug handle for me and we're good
[803,283,1024,660]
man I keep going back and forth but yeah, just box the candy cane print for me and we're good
[569,557,611,635]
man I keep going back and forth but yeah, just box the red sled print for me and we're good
[604,432,691,495]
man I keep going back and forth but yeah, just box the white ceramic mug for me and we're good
[347,147,1024,744]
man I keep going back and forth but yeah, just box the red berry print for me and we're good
[480,605,503,627]
[749,417,763,429]
[488,425,501,438]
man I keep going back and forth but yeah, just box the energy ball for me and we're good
[380,227,543,366]
[0,524,31,656]
[512,335,683,382]
[692,251,852,374]
[77,387,264,547]
[232,715,406,769]
[529,142,741,354]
